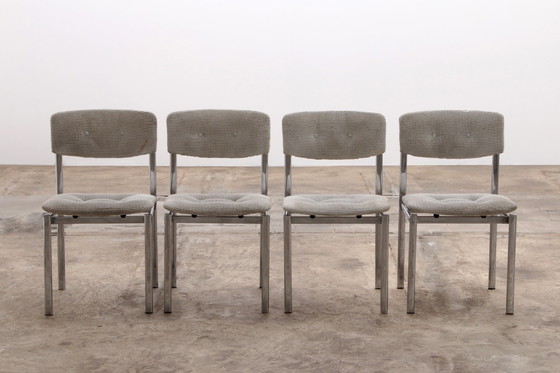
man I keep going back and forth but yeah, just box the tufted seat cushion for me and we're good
[42,193,156,216]
[283,194,390,215]
[402,193,517,216]
[163,193,271,215]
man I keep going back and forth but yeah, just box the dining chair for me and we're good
[397,110,517,314]
[283,111,390,314]
[163,110,271,313]
[42,109,157,315]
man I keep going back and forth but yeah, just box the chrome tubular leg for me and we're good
[164,213,172,313]
[380,214,389,314]
[375,220,381,290]
[284,213,292,313]
[44,215,53,316]
[152,206,158,288]
[172,217,177,288]
[488,223,497,290]
[407,214,418,314]
[57,221,65,291]
[397,207,406,289]
[506,215,517,315]
[259,218,263,289]
[261,214,270,313]
[144,213,153,314]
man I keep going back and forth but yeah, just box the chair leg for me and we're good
[259,220,263,289]
[44,214,53,316]
[380,214,389,314]
[375,219,381,289]
[397,206,406,289]
[506,214,517,315]
[57,221,65,291]
[164,213,173,313]
[284,213,292,313]
[172,217,177,288]
[144,213,153,314]
[152,206,158,289]
[407,214,418,314]
[488,223,497,290]
[260,213,270,313]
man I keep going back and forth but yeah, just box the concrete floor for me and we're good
[0,164,559,372]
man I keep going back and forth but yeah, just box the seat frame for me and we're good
[164,153,270,313]
[283,154,389,314]
[44,152,158,316]
[397,152,517,315]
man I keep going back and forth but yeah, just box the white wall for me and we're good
[1,0,559,166]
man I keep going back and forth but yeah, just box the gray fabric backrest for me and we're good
[283,111,386,159]
[167,110,270,158]
[51,110,157,158]
[400,110,504,159]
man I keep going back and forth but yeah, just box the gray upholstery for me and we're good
[51,110,157,158]
[42,193,156,216]
[403,193,517,216]
[164,193,271,215]
[283,111,386,159]
[400,111,504,159]
[284,194,390,215]
[167,110,270,158]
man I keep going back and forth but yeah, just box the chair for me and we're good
[163,110,271,313]
[283,111,390,314]
[397,110,517,314]
[42,110,158,315]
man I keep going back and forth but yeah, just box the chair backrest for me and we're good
[400,110,504,159]
[51,110,157,158]
[50,110,157,195]
[283,111,386,160]
[283,111,386,197]
[167,110,270,195]
[167,110,270,158]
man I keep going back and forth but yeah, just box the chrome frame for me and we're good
[163,153,270,314]
[283,154,389,314]
[43,152,157,316]
[397,152,517,315]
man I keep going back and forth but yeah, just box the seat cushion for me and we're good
[42,193,156,216]
[402,193,517,216]
[283,194,390,215]
[163,193,271,215]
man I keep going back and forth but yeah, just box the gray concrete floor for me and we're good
[1,165,559,372]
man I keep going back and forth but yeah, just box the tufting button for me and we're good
[198,133,204,137]
[313,132,319,139]
[466,132,472,138]
[347,132,353,138]
[232,131,238,137]
[120,131,126,135]
[431,132,437,137]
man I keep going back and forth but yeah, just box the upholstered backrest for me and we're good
[283,111,386,159]
[51,110,157,158]
[167,110,270,158]
[400,110,504,159]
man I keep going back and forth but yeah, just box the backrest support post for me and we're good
[285,154,292,197]
[261,154,269,196]
[149,152,157,197]
[170,153,177,195]
[376,154,383,196]
[399,152,408,202]
[55,154,63,194]
[492,154,500,194]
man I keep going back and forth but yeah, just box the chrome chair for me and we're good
[397,110,517,314]
[283,111,390,314]
[163,110,271,313]
[42,110,158,315]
